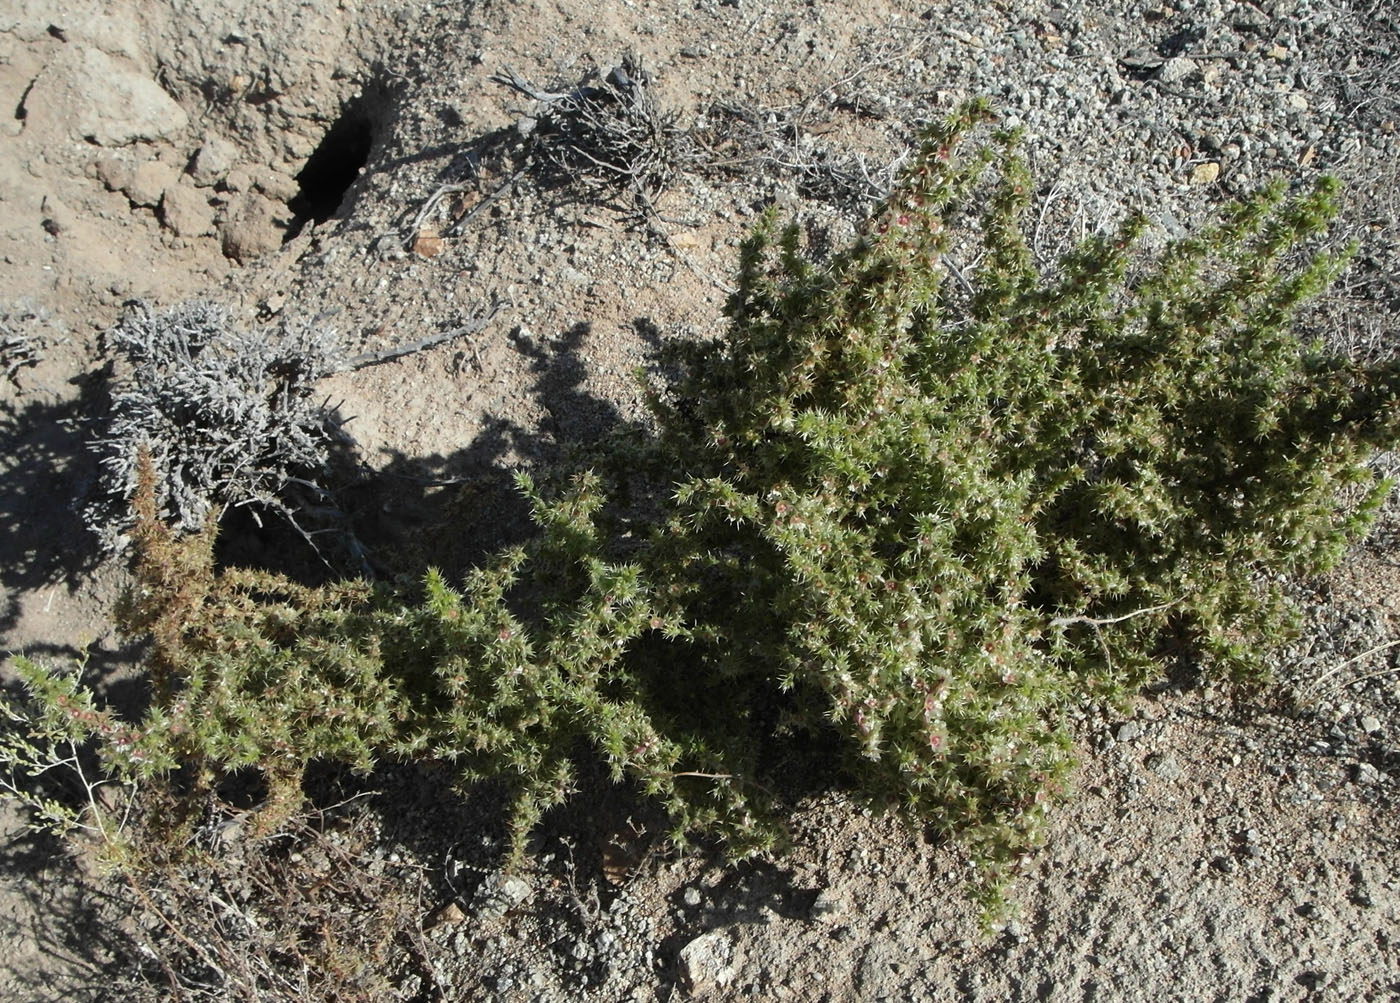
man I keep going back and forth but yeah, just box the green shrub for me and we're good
[7,102,1400,910]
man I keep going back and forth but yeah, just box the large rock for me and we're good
[1,0,148,64]
[25,45,188,146]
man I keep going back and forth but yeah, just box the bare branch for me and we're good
[1050,599,1180,629]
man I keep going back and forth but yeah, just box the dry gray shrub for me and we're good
[90,301,346,549]
[695,100,907,212]
[494,54,693,201]
[0,303,49,388]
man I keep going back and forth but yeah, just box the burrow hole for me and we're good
[285,98,375,241]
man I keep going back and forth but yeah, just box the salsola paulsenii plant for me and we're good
[636,102,1399,896]
[8,102,1400,912]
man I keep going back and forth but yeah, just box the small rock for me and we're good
[124,160,178,208]
[189,137,240,187]
[1155,56,1199,84]
[219,193,286,262]
[1295,902,1334,924]
[223,168,253,193]
[160,185,214,237]
[40,194,74,236]
[809,889,847,923]
[256,169,301,204]
[471,872,532,921]
[1190,162,1221,184]
[677,931,737,991]
[1352,762,1382,785]
[1286,93,1309,112]
[95,156,132,193]
[31,46,188,146]
[1359,716,1381,734]
[1115,721,1142,743]
[1146,753,1182,780]
[1211,855,1236,874]
[412,230,444,258]
[682,887,703,908]
[423,901,466,931]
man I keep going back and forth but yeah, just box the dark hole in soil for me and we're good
[285,100,374,241]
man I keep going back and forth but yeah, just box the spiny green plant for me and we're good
[6,102,1399,914]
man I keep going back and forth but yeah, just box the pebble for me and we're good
[160,184,215,237]
[1352,762,1382,785]
[1155,56,1199,84]
[223,168,253,193]
[256,168,302,204]
[472,872,533,921]
[424,901,466,931]
[809,889,847,923]
[219,193,287,262]
[1189,162,1221,184]
[1146,753,1183,780]
[677,931,737,991]
[95,156,133,194]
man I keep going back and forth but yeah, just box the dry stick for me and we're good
[942,254,977,300]
[1303,637,1400,697]
[489,65,596,105]
[1032,179,1068,267]
[1052,601,1183,677]
[1049,599,1180,629]
[121,868,237,994]
[444,167,528,237]
[667,770,777,798]
[403,182,474,248]
[346,304,507,370]
[1331,664,1400,689]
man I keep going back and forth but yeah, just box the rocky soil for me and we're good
[1,0,1398,1000]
